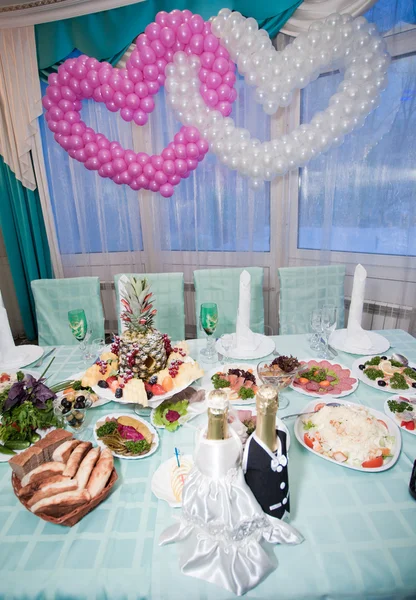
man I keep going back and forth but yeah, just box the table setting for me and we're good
[0,271,415,599]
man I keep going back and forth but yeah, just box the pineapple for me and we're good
[116,276,167,380]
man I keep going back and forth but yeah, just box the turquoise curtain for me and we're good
[0,157,53,340]
[35,0,303,70]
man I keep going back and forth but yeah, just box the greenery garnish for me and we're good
[211,374,231,389]
[303,421,315,430]
[387,400,413,413]
[364,356,381,366]
[364,367,384,381]
[390,373,409,390]
[239,387,255,400]
[96,421,118,437]
[124,439,151,454]
[403,368,416,381]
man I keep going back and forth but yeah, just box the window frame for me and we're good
[281,27,416,283]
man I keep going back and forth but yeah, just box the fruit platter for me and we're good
[294,399,400,472]
[0,367,67,463]
[291,359,358,398]
[384,395,416,435]
[78,277,204,408]
[352,354,416,394]
[94,412,159,460]
[203,364,259,403]
[150,388,206,431]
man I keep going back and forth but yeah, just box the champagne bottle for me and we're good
[255,384,278,451]
[206,390,229,440]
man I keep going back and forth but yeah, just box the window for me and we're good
[297,0,416,258]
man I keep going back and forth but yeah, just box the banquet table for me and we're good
[1,329,416,600]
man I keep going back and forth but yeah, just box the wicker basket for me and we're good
[12,468,118,527]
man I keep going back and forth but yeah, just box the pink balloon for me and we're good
[74,100,82,111]
[174,143,187,159]
[70,135,84,150]
[49,106,63,121]
[85,157,101,170]
[143,64,159,81]
[101,84,114,101]
[189,14,204,34]
[213,57,229,76]
[87,70,100,87]
[205,89,219,107]
[155,11,169,26]
[130,179,140,190]
[137,174,150,189]
[140,46,156,65]
[215,45,228,58]
[168,174,181,185]
[137,153,149,166]
[47,85,62,101]
[204,34,219,53]
[109,74,122,91]
[58,121,71,135]
[143,163,156,179]
[60,136,71,150]
[135,82,149,98]
[126,93,140,109]
[98,149,111,163]
[98,67,111,84]
[42,96,54,110]
[174,159,187,174]
[145,22,161,41]
[93,88,103,102]
[100,163,115,178]
[136,34,149,48]
[229,88,237,102]
[218,101,232,117]
[68,149,78,159]
[223,72,236,86]
[182,9,192,21]
[162,147,175,160]
[48,121,59,133]
[186,143,199,159]
[200,52,215,69]
[189,34,204,55]
[106,101,118,112]
[65,111,80,124]
[125,150,136,164]
[160,183,174,197]
[113,158,127,173]
[86,57,100,70]
[197,139,209,154]
[206,72,222,90]
[149,180,160,192]
[74,64,87,80]
[154,170,168,185]
[111,146,124,159]
[72,122,86,135]
[217,83,231,101]
[151,155,164,169]
[174,131,186,144]
[75,149,87,163]
[147,81,160,95]
[160,27,175,48]
[113,91,126,108]
[141,97,155,113]
[156,58,167,74]
[128,68,143,83]
[168,9,183,30]
[97,137,110,149]
[177,23,191,44]
[121,79,134,95]
[133,110,148,126]
[85,142,99,157]
[185,127,200,143]
[162,159,175,175]
[120,171,133,185]
[80,80,93,97]
[187,158,198,170]
[128,162,142,177]
[120,107,133,121]
[150,39,166,58]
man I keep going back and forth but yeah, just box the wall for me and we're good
[0,227,24,337]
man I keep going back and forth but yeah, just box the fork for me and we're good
[32,347,56,368]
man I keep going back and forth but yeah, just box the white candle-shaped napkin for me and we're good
[0,291,16,362]
[235,270,258,352]
[345,264,372,351]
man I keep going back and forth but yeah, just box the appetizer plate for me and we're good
[151,454,194,507]
[294,399,401,472]
[329,329,390,355]
[93,412,159,460]
[215,334,275,361]
[201,363,259,405]
[352,355,416,395]
[290,359,358,398]
[232,405,290,448]
[0,345,44,371]
[384,395,416,436]
[92,356,203,409]
[150,394,206,430]
[56,372,112,408]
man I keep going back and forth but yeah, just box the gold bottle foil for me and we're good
[255,384,278,452]
[207,390,229,440]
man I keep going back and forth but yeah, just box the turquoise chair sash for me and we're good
[278,265,346,334]
[31,277,105,345]
[114,273,185,342]
[193,267,264,338]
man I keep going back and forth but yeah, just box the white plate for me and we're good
[150,394,206,429]
[290,358,358,398]
[232,405,290,448]
[0,346,44,371]
[92,356,203,409]
[55,372,112,408]
[352,355,416,395]
[201,363,259,405]
[294,399,401,472]
[215,334,275,360]
[93,412,159,460]
[151,454,194,507]
[329,329,390,355]
[384,395,416,436]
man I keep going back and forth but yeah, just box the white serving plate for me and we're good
[384,395,416,437]
[329,329,390,355]
[232,405,290,448]
[0,346,44,371]
[215,334,275,360]
[352,355,416,395]
[290,358,358,399]
[294,399,401,472]
[200,363,259,405]
[151,454,194,507]
[92,356,203,408]
[93,412,159,460]
[150,394,206,429]
[55,372,112,408]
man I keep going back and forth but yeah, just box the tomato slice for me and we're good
[401,420,415,431]
[377,419,388,430]
[314,403,326,412]
[362,456,383,468]
[304,433,314,449]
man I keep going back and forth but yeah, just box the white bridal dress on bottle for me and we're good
[159,429,303,596]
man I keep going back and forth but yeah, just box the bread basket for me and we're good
[12,468,118,527]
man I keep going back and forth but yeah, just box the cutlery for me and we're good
[32,347,56,369]
[391,352,409,367]
[320,338,338,357]
[281,402,341,420]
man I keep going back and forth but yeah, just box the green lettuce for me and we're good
[153,399,189,432]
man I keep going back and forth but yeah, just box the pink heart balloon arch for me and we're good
[42,10,238,197]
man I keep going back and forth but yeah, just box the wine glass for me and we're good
[68,309,93,364]
[220,334,233,365]
[320,305,337,359]
[199,303,218,364]
[309,309,323,352]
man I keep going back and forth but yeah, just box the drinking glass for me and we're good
[309,309,323,352]
[220,334,233,365]
[54,398,93,440]
[320,305,337,359]
[91,337,106,360]
[199,303,218,363]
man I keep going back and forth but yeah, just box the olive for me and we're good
[381,356,387,360]
[62,405,72,415]
[115,388,123,399]
[98,380,109,388]
[412,382,416,389]
[74,399,86,409]
[76,395,85,403]
[359,364,365,370]
[377,380,387,387]
[61,398,72,409]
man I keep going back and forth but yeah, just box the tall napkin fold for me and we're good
[0,292,16,363]
[235,270,260,352]
[345,264,372,352]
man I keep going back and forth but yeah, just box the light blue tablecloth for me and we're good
[1,330,416,600]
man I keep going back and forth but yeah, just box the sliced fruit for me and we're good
[401,420,415,431]
[381,447,391,456]
[162,375,174,392]
[152,384,166,396]
[377,419,388,430]
[320,380,330,387]
[314,403,326,412]
[144,382,153,392]
[304,433,314,449]
[362,456,384,468]
[0,373,11,383]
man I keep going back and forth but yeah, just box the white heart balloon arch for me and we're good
[165,10,390,188]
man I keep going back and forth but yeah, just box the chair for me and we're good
[278,265,346,334]
[114,272,185,341]
[193,267,264,338]
[31,277,105,346]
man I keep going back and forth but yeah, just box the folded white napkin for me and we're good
[0,291,16,363]
[345,264,372,352]
[235,270,260,353]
